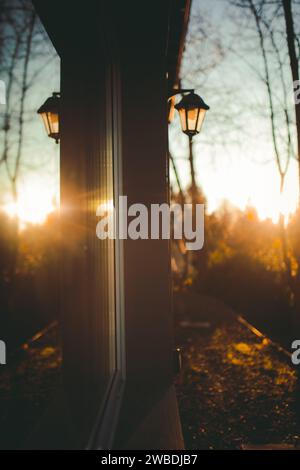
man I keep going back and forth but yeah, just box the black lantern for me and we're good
[37,92,60,143]
[175,92,209,138]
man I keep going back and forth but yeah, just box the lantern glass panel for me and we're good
[49,112,59,135]
[186,107,199,133]
[178,108,187,132]
[178,107,203,135]
[41,112,51,136]
[195,108,207,133]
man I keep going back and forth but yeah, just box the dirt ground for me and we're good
[0,323,62,449]
[174,291,300,449]
[1,292,300,450]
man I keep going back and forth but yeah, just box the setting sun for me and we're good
[3,181,58,227]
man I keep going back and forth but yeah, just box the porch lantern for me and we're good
[175,92,209,139]
[37,92,60,143]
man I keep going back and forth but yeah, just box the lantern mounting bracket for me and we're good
[168,89,194,99]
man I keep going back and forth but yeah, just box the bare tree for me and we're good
[0,0,56,202]
[230,0,298,301]
[170,3,226,284]
[5,9,36,200]
[282,0,300,200]
[281,0,300,325]
[250,0,293,290]
[169,151,186,208]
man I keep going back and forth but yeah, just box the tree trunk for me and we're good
[169,151,185,208]
[282,0,300,201]
[282,0,300,327]
[12,10,36,202]
[188,135,197,206]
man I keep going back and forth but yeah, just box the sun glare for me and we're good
[3,181,57,227]
[186,147,300,225]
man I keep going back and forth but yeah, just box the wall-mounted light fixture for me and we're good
[37,89,208,144]
[169,89,209,140]
[37,92,60,143]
